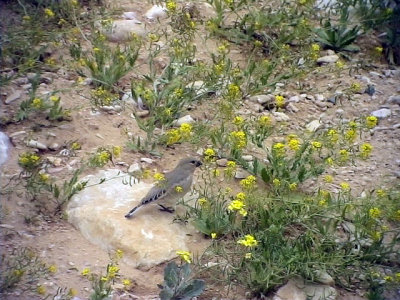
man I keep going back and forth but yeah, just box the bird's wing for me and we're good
[141,185,168,205]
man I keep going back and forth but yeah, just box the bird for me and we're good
[125,157,202,218]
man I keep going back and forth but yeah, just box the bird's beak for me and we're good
[195,161,202,167]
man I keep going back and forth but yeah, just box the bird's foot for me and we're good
[158,204,175,213]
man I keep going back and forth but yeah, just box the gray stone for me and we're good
[306,120,321,132]
[273,279,306,300]
[102,20,147,43]
[369,71,381,78]
[27,140,47,150]
[47,156,62,167]
[304,284,337,300]
[288,95,300,103]
[273,112,290,122]
[249,94,274,105]
[13,77,29,85]
[371,108,391,119]
[145,5,167,20]
[140,158,153,164]
[314,270,334,285]
[173,115,195,126]
[128,163,141,174]
[317,55,339,64]
[67,169,204,267]
[315,94,325,101]
[286,103,299,113]
[5,90,22,104]
[387,95,400,105]
[216,158,228,167]
[235,168,250,179]
[122,12,141,22]
[336,109,344,115]
[136,110,150,117]
[315,101,327,108]
[242,155,253,162]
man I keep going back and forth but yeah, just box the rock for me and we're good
[128,163,141,174]
[144,5,167,20]
[249,94,275,105]
[48,143,60,151]
[314,270,334,285]
[122,12,141,23]
[187,81,209,96]
[173,115,195,126]
[5,90,22,104]
[336,109,344,115]
[288,95,300,103]
[235,168,250,179]
[136,110,150,117]
[216,158,228,167]
[371,108,391,119]
[47,156,62,167]
[387,95,400,105]
[27,140,47,150]
[315,101,327,108]
[306,120,321,132]
[317,55,339,64]
[67,169,204,267]
[140,158,153,164]
[315,94,325,101]
[364,85,375,96]
[21,84,32,90]
[0,132,11,166]
[304,284,337,300]
[286,103,299,113]
[0,224,15,229]
[273,279,306,300]
[272,112,290,122]
[242,155,253,162]
[100,105,123,113]
[102,20,147,43]
[369,71,381,78]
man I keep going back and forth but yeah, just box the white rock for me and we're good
[128,163,141,174]
[136,110,150,117]
[145,5,167,20]
[314,270,334,285]
[387,95,400,105]
[5,90,22,104]
[306,120,321,132]
[0,132,11,166]
[140,158,153,164]
[317,55,339,64]
[67,169,204,267]
[27,140,47,150]
[288,95,300,103]
[48,143,60,151]
[304,284,337,300]
[272,112,290,122]
[315,94,325,101]
[249,94,274,105]
[242,155,253,161]
[173,115,195,126]
[371,108,391,119]
[235,168,250,179]
[122,12,141,23]
[286,103,299,113]
[216,158,228,167]
[273,279,306,300]
[102,20,147,43]
[47,156,62,167]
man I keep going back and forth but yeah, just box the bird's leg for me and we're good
[158,204,175,213]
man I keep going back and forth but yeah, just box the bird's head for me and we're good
[178,157,203,169]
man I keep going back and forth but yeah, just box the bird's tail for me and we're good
[125,204,142,218]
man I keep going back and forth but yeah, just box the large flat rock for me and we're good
[67,169,201,268]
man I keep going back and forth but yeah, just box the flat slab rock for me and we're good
[67,169,201,268]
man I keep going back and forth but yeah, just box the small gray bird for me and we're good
[125,157,202,218]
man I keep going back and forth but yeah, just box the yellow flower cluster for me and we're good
[18,152,41,169]
[273,142,286,158]
[123,279,131,288]
[360,143,373,159]
[335,60,345,69]
[366,116,378,129]
[31,98,43,109]
[240,175,256,190]
[275,95,285,108]
[176,250,192,263]
[81,268,90,276]
[211,233,217,239]
[228,199,247,216]
[289,182,297,191]
[225,160,237,177]
[340,182,350,191]
[107,264,119,279]
[166,0,177,12]
[350,82,361,93]
[327,129,339,144]
[311,141,322,150]
[258,115,271,127]
[175,186,183,193]
[310,43,320,60]
[153,172,165,182]
[226,83,241,100]
[273,178,280,187]
[369,207,381,219]
[94,151,111,166]
[324,175,333,183]
[44,8,55,18]
[230,130,247,149]
[345,129,357,143]
[288,138,300,151]
[39,173,50,183]
[339,149,349,163]
[198,197,208,206]
[112,146,122,157]
[237,234,258,248]
[167,123,193,145]
[204,148,216,162]
[375,46,383,54]
[233,116,244,126]
[37,285,46,295]
[376,189,386,198]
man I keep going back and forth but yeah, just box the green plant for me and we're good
[315,20,361,52]
[159,261,205,300]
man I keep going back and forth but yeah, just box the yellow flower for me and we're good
[107,265,119,279]
[198,197,208,206]
[93,47,101,53]
[71,142,81,150]
[48,264,57,273]
[335,60,345,69]
[395,273,400,282]
[350,82,361,93]
[324,175,333,183]
[71,0,79,6]
[339,149,349,162]
[217,44,228,54]
[326,157,334,166]
[101,276,108,282]
[68,288,78,297]
[167,129,180,145]
[31,98,43,109]
[153,172,165,182]
[258,115,271,127]
[318,199,327,206]
[37,285,46,295]
[148,33,159,42]
[288,138,300,151]
[175,186,183,193]
[384,276,393,282]
[237,235,258,248]
[239,208,248,216]
[311,43,320,52]
[275,95,285,108]
[327,129,339,144]
[311,141,322,150]
[112,146,122,157]
[123,279,131,288]
[179,123,192,139]
[233,116,244,126]
[230,131,247,149]
[212,169,220,177]
[273,178,281,187]
[22,15,31,21]
[375,46,383,54]
[204,148,216,162]
[226,83,241,100]
[340,182,350,191]
[366,116,378,129]
[240,175,256,190]
[360,143,373,159]
[289,183,297,191]
[81,268,90,276]
[116,249,124,259]
[39,173,50,183]
[349,121,358,129]
[166,0,177,12]
[176,250,192,263]
[211,233,217,239]
[245,252,252,259]
[228,200,245,211]
[235,192,246,201]
[345,129,357,143]
[50,95,59,102]
[273,143,286,158]
[369,207,381,219]
[376,189,386,198]
[254,40,263,47]
[371,231,381,241]
[44,8,55,18]
[225,160,237,177]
